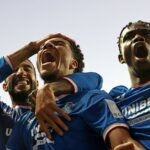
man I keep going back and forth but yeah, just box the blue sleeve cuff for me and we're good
[0,56,13,82]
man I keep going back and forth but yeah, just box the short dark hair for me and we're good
[117,20,150,53]
[67,39,85,73]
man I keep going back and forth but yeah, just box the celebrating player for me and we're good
[109,20,150,149]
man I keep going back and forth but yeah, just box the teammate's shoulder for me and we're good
[109,85,128,99]
[81,89,111,104]
[0,112,13,122]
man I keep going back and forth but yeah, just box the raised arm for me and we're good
[0,34,63,82]
[7,34,63,69]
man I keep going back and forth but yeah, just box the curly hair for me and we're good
[117,20,150,53]
[68,41,84,73]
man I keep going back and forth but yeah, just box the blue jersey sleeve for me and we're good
[0,101,13,116]
[64,72,103,92]
[0,57,13,83]
[80,90,128,141]
[0,101,21,122]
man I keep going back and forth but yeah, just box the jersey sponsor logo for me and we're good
[105,99,123,118]
[122,97,150,119]
[128,113,150,126]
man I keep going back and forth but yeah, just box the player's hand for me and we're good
[114,140,145,150]
[35,83,71,139]
[32,33,69,54]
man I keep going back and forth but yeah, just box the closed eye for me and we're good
[51,41,66,46]
[123,32,135,42]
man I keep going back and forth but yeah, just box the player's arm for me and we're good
[107,127,145,150]
[101,96,145,150]
[43,72,102,96]
[7,34,64,69]
[79,91,144,150]
[0,101,13,116]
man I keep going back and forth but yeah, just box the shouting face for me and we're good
[119,22,150,77]
[37,37,78,82]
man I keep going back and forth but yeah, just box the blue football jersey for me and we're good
[110,84,150,149]
[7,90,128,150]
[0,57,13,83]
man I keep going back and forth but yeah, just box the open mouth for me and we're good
[42,52,56,64]
[134,43,148,58]
[14,78,30,86]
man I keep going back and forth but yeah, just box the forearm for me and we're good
[46,79,74,97]
[28,79,74,106]
[7,42,37,69]
[108,127,131,149]
[5,34,67,71]
[107,127,145,150]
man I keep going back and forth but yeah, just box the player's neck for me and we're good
[131,78,150,88]
[130,73,150,88]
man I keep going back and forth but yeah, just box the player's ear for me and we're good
[118,54,125,64]
[3,82,8,92]
[69,58,78,70]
